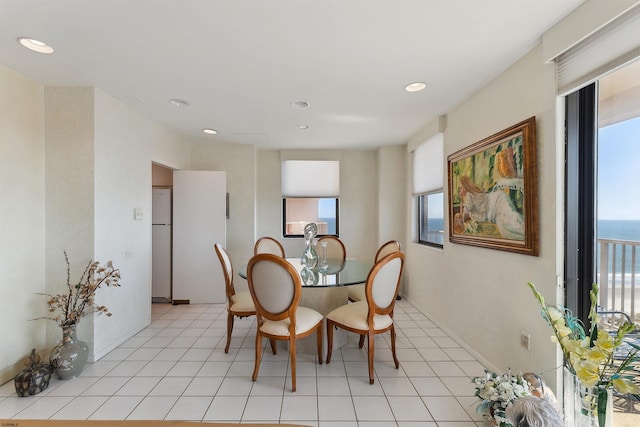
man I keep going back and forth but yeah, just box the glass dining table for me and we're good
[238,257,373,355]
[237,258,372,288]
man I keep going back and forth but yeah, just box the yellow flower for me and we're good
[555,324,573,338]
[575,365,600,387]
[547,307,563,322]
[562,337,586,353]
[594,330,615,352]
[582,347,607,364]
[612,378,640,395]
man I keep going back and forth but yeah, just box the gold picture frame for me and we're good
[447,117,538,256]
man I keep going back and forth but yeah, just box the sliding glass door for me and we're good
[565,59,640,417]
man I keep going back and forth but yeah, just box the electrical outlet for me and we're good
[520,331,531,350]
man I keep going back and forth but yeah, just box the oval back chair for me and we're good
[326,251,405,384]
[214,243,256,353]
[316,236,346,264]
[349,240,402,302]
[253,236,285,257]
[246,253,324,392]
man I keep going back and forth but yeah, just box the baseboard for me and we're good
[402,295,501,374]
[91,319,151,362]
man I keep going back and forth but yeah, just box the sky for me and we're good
[598,115,640,220]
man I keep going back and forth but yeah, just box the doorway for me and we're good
[565,59,640,419]
[152,163,173,303]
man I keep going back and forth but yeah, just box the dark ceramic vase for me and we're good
[49,324,89,380]
[14,349,53,396]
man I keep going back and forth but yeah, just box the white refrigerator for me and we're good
[152,188,172,302]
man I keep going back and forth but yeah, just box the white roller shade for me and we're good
[281,160,340,197]
[412,133,443,195]
[557,5,640,95]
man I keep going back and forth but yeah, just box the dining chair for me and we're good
[326,251,405,384]
[214,243,256,353]
[348,240,402,302]
[246,253,324,392]
[253,236,286,257]
[316,236,346,264]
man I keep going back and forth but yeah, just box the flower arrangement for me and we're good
[528,282,640,427]
[36,251,121,328]
[472,369,531,426]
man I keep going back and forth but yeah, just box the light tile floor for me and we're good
[0,300,489,426]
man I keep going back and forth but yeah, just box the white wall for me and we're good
[0,66,46,384]
[403,43,561,386]
[0,84,193,376]
[92,88,191,359]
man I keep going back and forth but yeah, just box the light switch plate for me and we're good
[134,208,143,220]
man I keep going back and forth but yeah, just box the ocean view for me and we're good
[598,219,640,241]
[597,219,640,273]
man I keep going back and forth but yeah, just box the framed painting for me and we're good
[447,117,538,256]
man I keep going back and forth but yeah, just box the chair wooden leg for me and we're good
[252,332,262,382]
[290,338,296,392]
[225,312,234,353]
[368,332,375,384]
[316,323,323,365]
[359,334,365,348]
[269,339,277,355]
[326,320,334,364]
[390,324,399,369]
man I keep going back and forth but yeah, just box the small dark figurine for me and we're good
[14,349,53,397]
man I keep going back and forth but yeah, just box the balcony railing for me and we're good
[598,238,640,321]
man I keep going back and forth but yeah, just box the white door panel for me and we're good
[172,170,226,303]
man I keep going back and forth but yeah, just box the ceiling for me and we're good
[0,0,584,150]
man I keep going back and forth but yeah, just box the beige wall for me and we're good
[0,66,46,384]
[255,149,384,264]
[44,87,97,349]
[152,163,173,186]
[403,43,562,387]
[377,146,406,248]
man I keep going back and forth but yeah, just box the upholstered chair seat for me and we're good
[229,291,254,312]
[325,301,393,331]
[259,307,323,336]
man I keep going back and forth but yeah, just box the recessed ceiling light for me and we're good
[169,98,189,107]
[297,124,309,130]
[17,37,54,54]
[291,100,310,109]
[405,82,426,92]
[203,128,218,135]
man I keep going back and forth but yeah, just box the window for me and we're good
[413,134,444,247]
[418,192,444,246]
[281,160,340,238]
[283,198,339,237]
